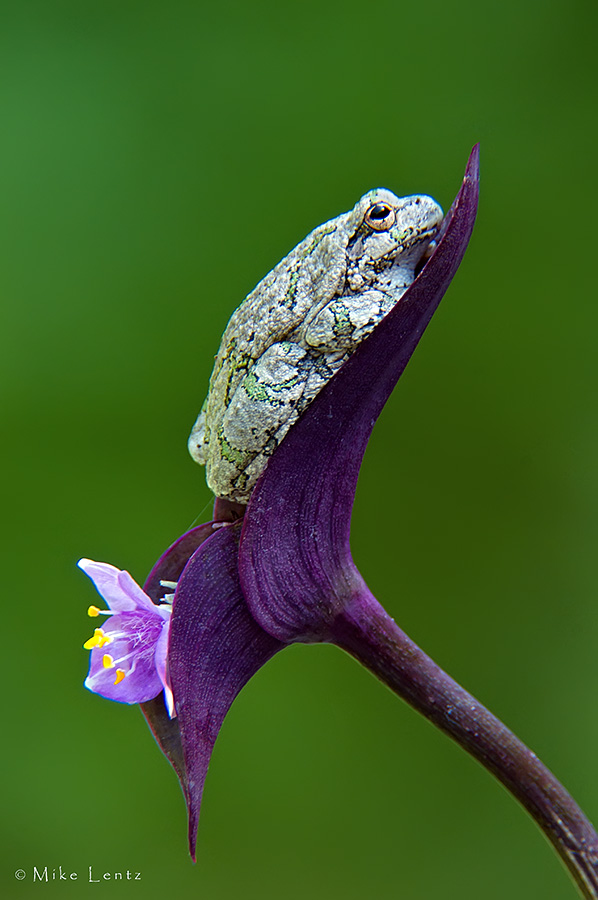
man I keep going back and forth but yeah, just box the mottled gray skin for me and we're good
[189,189,444,503]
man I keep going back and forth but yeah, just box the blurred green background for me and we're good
[1,0,597,897]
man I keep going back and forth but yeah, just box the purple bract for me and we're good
[139,146,480,859]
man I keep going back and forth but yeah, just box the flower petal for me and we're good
[84,611,166,703]
[78,558,156,614]
[116,569,162,613]
[238,145,480,642]
[153,612,174,717]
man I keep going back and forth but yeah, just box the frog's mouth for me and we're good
[414,236,439,278]
[414,202,454,277]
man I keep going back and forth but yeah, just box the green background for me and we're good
[2,0,597,897]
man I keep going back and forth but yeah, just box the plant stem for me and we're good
[331,586,598,898]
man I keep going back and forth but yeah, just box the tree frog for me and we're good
[188,188,444,503]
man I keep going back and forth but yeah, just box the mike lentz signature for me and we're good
[14,866,142,882]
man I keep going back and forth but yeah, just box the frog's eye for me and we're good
[364,203,396,232]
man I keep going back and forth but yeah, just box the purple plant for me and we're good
[80,146,598,897]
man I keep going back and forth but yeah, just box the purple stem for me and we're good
[331,585,598,899]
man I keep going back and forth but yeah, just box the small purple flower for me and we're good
[79,558,175,716]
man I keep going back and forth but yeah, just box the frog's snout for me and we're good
[396,195,443,275]
[405,194,444,234]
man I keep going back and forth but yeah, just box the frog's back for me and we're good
[188,211,351,468]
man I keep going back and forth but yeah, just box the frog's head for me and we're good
[346,188,444,292]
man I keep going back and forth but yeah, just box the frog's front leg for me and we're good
[187,404,207,466]
[302,289,395,352]
[221,341,311,451]
[207,341,312,499]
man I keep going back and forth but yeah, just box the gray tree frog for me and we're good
[188,188,444,503]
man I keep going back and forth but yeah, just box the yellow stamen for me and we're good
[87,605,112,617]
[114,668,126,685]
[102,654,114,669]
[83,628,112,650]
